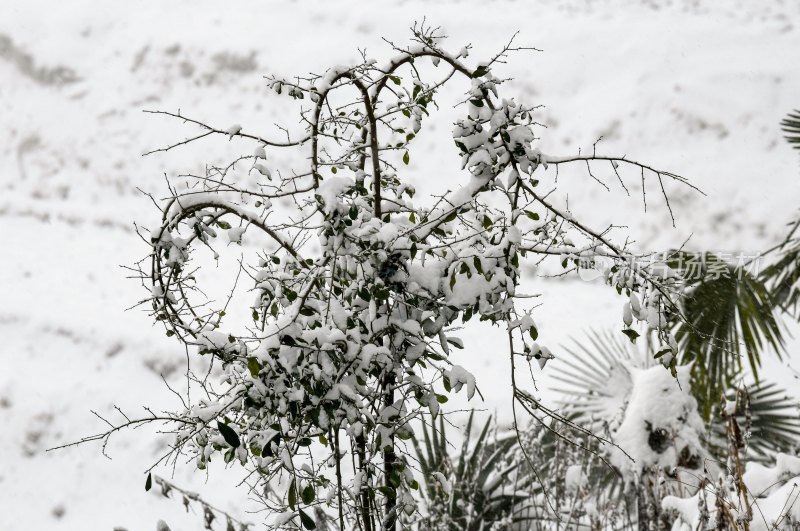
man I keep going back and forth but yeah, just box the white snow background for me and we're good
[1,1,799,529]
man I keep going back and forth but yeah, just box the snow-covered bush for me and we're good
[71,24,699,530]
[662,452,800,531]
[535,325,800,531]
[402,106,800,531]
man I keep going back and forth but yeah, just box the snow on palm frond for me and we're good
[553,333,800,531]
[553,330,800,467]
[553,332,706,481]
[551,329,653,424]
[606,364,706,479]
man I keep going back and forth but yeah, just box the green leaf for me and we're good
[621,329,639,343]
[410,242,417,259]
[301,484,315,504]
[288,478,297,510]
[470,99,484,107]
[389,75,401,85]
[403,151,410,165]
[529,327,538,341]
[299,509,316,530]
[377,485,396,499]
[145,472,152,492]
[473,65,489,78]
[262,439,275,457]
[280,335,297,347]
[217,421,241,448]
[247,357,262,378]
[216,220,231,230]
[473,256,483,274]
[654,348,672,359]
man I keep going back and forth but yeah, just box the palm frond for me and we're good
[761,216,800,317]
[553,329,800,464]
[665,251,785,417]
[707,381,800,459]
[781,109,800,151]
[550,329,650,422]
[411,412,537,530]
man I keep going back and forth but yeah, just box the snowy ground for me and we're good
[2,1,799,529]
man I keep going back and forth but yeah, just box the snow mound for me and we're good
[610,364,705,479]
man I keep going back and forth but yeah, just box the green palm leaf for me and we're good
[411,412,537,530]
[761,216,800,317]
[665,251,785,417]
[707,381,800,459]
[743,381,800,455]
[781,109,800,150]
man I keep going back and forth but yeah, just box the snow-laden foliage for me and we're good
[412,413,537,531]
[126,25,694,529]
[533,331,800,531]
[663,452,800,531]
[607,364,705,478]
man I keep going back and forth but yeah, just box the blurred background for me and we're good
[1,1,799,529]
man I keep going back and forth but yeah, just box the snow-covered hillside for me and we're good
[2,1,799,529]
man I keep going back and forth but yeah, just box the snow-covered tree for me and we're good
[76,24,700,530]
